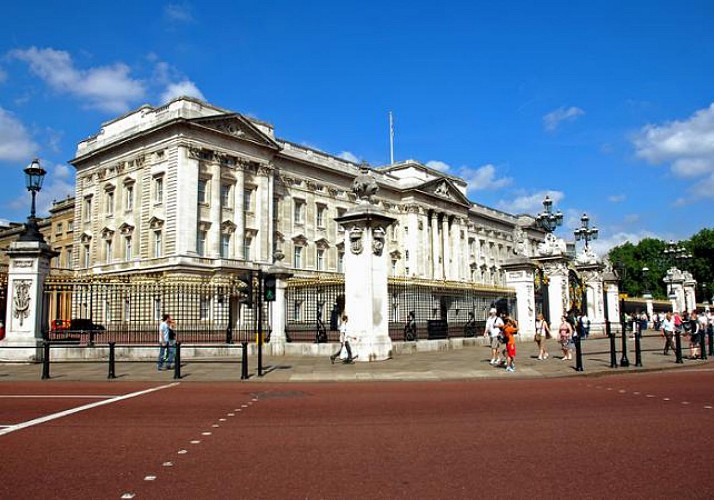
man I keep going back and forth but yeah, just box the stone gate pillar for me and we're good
[266,257,293,356]
[664,268,685,313]
[575,260,605,335]
[334,165,395,362]
[502,257,537,339]
[540,257,571,329]
[1,238,57,361]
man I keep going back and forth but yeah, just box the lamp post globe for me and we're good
[18,158,47,242]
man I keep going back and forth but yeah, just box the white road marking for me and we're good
[663,398,670,401]
[0,395,115,399]
[190,440,200,444]
[219,418,226,422]
[201,432,212,436]
[120,493,136,499]
[178,449,188,454]
[682,402,690,405]
[162,462,173,467]
[0,383,180,437]
[144,476,156,481]
[705,406,712,410]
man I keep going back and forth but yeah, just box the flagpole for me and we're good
[389,111,394,165]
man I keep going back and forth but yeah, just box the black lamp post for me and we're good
[664,240,692,312]
[535,195,564,233]
[615,261,630,367]
[18,158,47,242]
[573,212,599,251]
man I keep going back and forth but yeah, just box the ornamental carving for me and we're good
[349,226,363,255]
[13,279,32,327]
[372,226,386,256]
[352,164,378,205]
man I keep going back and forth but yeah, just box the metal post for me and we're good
[88,330,95,347]
[173,342,181,379]
[108,341,116,379]
[620,299,630,367]
[604,284,617,368]
[634,321,643,367]
[574,334,584,372]
[241,341,249,380]
[41,341,50,380]
[675,330,683,364]
[257,270,263,377]
[700,329,707,360]
[708,326,713,356]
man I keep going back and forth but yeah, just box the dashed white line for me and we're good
[144,475,156,481]
[162,462,173,467]
[190,440,200,444]
[120,493,136,499]
[201,432,212,436]
[178,449,188,455]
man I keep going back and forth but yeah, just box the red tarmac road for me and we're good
[1,369,713,499]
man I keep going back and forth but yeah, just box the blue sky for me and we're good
[1,0,713,255]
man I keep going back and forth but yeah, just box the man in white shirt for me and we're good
[484,308,504,365]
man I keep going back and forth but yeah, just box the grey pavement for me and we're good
[0,332,710,383]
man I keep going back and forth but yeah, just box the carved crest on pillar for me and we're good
[12,279,32,327]
[372,226,386,256]
[349,226,363,255]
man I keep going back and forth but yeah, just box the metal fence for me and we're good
[43,275,270,345]
[285,275,516,342]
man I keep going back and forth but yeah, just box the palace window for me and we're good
[154,176,164,204]
[153,230,162,258]
[221,234,231,258]
[82,244,90,267]
[55,222,63,235]
[243,236,252,260]
[337,251,344,273]
[125,184,134,211]
[293,200,305,225]
[221,184,232,209]
[198,179,209,204]
[196,229,207,256]
[316,248,325,271]
[105,239,113,264]
[105,190,114,216]
[243,188,253,213]
[316,204,326,229]
[124,235,132,260]
[293,246,303,269]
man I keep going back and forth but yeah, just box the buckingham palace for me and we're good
[1,96,622,359]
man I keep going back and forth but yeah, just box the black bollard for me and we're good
[675,330,683,364]
[609,331,618,368]
[620,325,630,367]
[241,341,249,380]
[701,331,708,360]
[634,323,643,367]
[173,342,181,380]
[226,326,233,345]
[41,341,51,380]
[108,341,116,379]
[574,334,584,372]
[708,326,713,356]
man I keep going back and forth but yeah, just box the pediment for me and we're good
[407,177,471,207]
[190,114,280,151]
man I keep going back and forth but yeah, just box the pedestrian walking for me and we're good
[157,314,176,371]
[558,315,573,361]
[535,313,550,360]
[661,312,676,355]
[485,308,504,365]
[504,317,519,372]
[688,311,701,359]
[330,314,354,364]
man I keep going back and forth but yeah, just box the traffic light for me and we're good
[264,274,276,302]
[239,272,253,308]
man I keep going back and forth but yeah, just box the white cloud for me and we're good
[497,190,565,213]
[427,160,511,192]
[426,160,450,172]
[10,47,145,113]
[633,103,714,200]
[164,3,194,23]
[338,151,359,163]
[608,194,626,203]
[543,106,585,132]
[589,230,658,257]
[159,80,205,104]
[0,107,38,161]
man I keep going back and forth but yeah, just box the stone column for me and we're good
[1,239,57,361]
[502,257,537,339]
[431,212,440,280]
[542,258,570,328]
[644,293,654,320]
[452,217,462,281]
[266,261,293,356]
[663,268,685,313]
[406,206,419,278]
[234,164,245,259]
[606,279,622,334]
[208,162,221,257]
[442,216,451,280]
[335,207,395,362]
[683,275,697,313]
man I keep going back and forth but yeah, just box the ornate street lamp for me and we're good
[664,240,692,269]
[535,195,563,233]
[642,266,650,296]
[573,212,598,251]
[18,158,47,242]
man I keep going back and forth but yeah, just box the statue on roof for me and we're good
[352,162,379,205]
